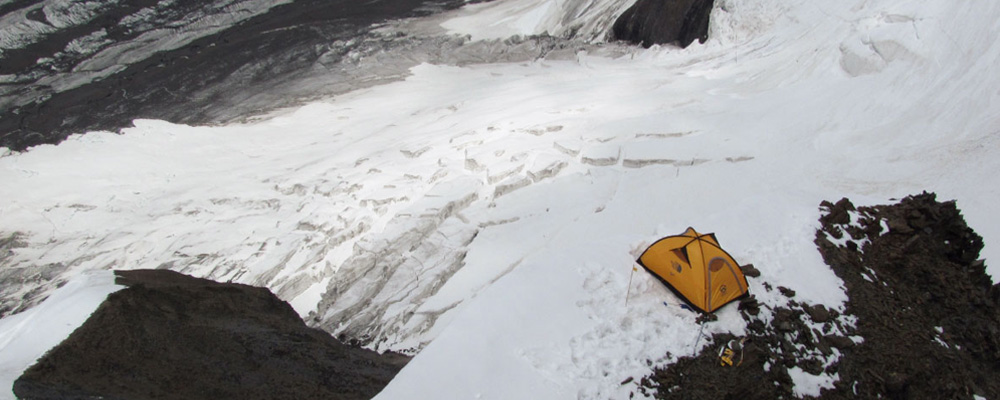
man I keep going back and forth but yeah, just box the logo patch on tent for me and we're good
[720,285,728,294]
[709,257,728,273]
[672,261,683,274]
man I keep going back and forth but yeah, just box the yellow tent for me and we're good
[636,227,749,313]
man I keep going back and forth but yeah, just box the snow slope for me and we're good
[1,0,999,398]
[0,271,122,395]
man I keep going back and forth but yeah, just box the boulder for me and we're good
[740,263,761,278]
[806,304,832,323]
[610,0,715,48]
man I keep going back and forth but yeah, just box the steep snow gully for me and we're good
[3,0,1000,399]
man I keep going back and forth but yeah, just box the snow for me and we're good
[825,209,878,250]
[2,0,1000,398]
[439,0,634,42]
[788,366,839,398]
[0,271,123,398]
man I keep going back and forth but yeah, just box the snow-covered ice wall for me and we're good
[439,0,636,42]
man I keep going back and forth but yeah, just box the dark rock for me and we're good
[740,263,761,278]
[885,372,910,395]
[737,342,759,364]
[610,0,715,48]
[13,269,409,400]
[816,339,833,357]
[887,217,914,234]
[773,307,795,323]
[820,198,855,226]
[806,304,831,323]
[778,286,796,298]
[846,240,858,252]
[823,335,855,350]
[696,312,718,324]
[798,359,824,376]
[908,213,930,230]
[739,295,760,316]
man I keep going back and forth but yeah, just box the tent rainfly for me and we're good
[636,227,749,313]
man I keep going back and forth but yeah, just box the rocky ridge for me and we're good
[13,269,409,400]
[641,193,1000,399]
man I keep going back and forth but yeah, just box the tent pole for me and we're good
[692,322,706,356]
[625,266,637,307]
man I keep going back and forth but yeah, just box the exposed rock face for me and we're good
[0,0,476,152]
[611,0,715,48]
[815,193,999,398]
[640,193,1000,399]
[13,269,409,400]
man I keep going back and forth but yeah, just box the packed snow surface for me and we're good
[2,0,1000,398]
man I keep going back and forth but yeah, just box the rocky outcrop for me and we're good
[611,0,715,48]
[640,193,1000,399]
[13,269,409,400]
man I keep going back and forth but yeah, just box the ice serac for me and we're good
[313,177,482,350]
[13,269,408,400]
[438,0,636,42]
[611,0,715,48]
